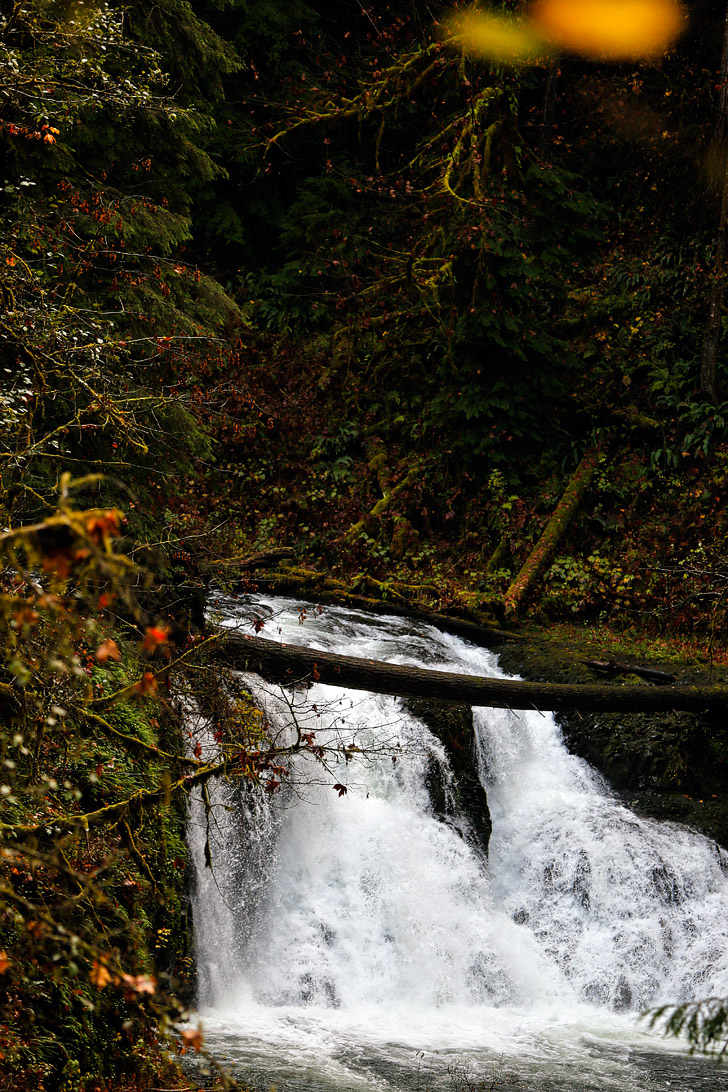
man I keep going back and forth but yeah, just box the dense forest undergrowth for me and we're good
[5,0,728,1086]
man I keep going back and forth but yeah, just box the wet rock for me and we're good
[403,697,492,853]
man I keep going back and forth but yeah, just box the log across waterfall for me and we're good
[215,628,728,713]
[187,595,728,1092]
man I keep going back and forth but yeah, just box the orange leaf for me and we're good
[120,972,156,995]
[90,960,113,988]
[133,671,158,697]
[0,951,9,974]
[41,551,73,579]
[180,1026,204,1053]
[96,640,121,663]
[86,511,121,543]
[13,608,39,627]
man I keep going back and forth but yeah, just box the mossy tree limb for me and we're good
[345,463,420,543]
[503,444,603,617]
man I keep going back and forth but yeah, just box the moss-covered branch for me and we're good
[503,445,603,616]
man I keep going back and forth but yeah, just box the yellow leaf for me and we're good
[444,10,553,65]
[530,0,685,59]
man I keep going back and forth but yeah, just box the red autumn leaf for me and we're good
[142,625,170,652]
[332,783,348,796]
[0,951,9,974]
[133,671,158,697]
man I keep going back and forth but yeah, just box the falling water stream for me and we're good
[187,595,728,1091]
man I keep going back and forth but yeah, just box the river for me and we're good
[186,594,728,1090]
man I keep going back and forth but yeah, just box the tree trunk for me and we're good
[215,631,728,714]
[718,1,728,144]
[539,58,560,159]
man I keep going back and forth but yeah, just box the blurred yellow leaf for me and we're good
[530,0,685,59]
[445,10,553,65]
[445,1,684,64]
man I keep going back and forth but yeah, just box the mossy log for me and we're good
[484,534,509,574]
[503,444,602,617]
[215,631,728,713]
[237,568,521,646]
[200,547,295,573]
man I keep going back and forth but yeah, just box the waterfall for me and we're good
[186,595,728,1091]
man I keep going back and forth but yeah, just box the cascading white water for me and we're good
[186,595,728,1091]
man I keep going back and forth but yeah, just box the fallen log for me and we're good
[581,659,678,685]
[200,547,295,573]
[215,631,728,714]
